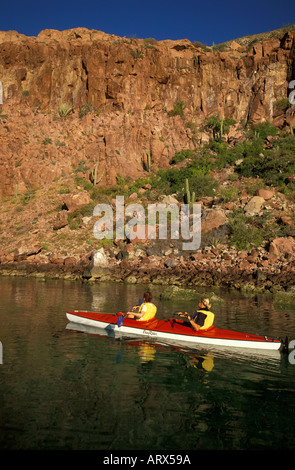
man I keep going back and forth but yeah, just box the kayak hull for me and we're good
[66,311,282,351]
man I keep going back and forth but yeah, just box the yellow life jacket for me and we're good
[138,302,157,321]
[197,309,215,330]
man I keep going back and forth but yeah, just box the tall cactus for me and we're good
[185,178,190,205]
[144,151,151,172]
[220,117,224,139]
[184,178,195,206]
[90,159,105,185]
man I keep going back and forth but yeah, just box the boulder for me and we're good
[160,194,179,205]
[14,241,42,260]
[53,210,68,230]
[64,256,77,267]
[268,237,295,257]
[90,248,109,268]
[278,216,293,226]
[63,191,91,213]
[256,188,274,200]
[83,248,110,278]
[164,258,178,268]
[244,196,265,216]
[286,174,295,184]
[201,210,227,234]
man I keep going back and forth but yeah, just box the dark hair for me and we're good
[143,291,152,303]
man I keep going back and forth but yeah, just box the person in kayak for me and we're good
[126,291,157,321]
[187,297,214,331]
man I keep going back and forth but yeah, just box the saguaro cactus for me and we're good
[90,159,105,185]
[146,151,151,172]
[184,178,195,206]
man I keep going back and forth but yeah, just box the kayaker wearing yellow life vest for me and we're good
[187,297,214,331]
[126,291,157,322]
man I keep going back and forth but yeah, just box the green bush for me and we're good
[248,121,277,140]
[237,134,295,185]
[168,101,185,119]
[79,103,96,118]
[59,103,73,118]
[228,210,265,251]
[169,149,195,165]
[203,115,236,141]
[188,172,218,198]
[228,208,293,251]
[274,98,291,111]
[155,151,218,200]
[209,140,245,167]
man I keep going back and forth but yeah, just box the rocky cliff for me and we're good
[0,27,294,197]
[0,27,295,291]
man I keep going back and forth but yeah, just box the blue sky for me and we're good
[0,0,294,45]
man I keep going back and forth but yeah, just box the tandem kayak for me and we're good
[66,310,284,352]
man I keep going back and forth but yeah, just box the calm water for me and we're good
[1,276,295,451]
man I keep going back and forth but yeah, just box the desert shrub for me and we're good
[248,121,277,140]
[79,103,96,118]
[217,186,239,203]
[155,152,218,200]
[209,140,245,167]
[143,38,157,47]
[274,98,291,111]
[131,49,144,59]
[168,101,185,119]
[192,41,211,51]
[169,149,195,165]
[228,208,293,250]
[188,172,218,198]
[59,103,73,118]
[237,135,295,185]
[203,115,236,141]
[228,210,265,251]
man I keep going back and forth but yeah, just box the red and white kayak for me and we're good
[66,310,283,351]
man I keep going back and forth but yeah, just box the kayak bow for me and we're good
[66,310,283,351]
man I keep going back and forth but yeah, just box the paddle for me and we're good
[117,299,143,327]
[172,311,190,319]
[173,310,206,328]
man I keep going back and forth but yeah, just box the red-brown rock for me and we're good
[268,237,295,257]
[201,210,227,234]
[256,188,274,200]
[63,191,91,213]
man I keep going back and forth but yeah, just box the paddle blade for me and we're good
[117,314,124,327]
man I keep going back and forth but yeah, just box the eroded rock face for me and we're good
[0,28,294,197]
[1,28,293,119]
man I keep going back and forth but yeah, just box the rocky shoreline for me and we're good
[1,188,295,294]
[1,237,294,295]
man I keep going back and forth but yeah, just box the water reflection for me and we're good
[66,321,215,370]
[2,277,295,451]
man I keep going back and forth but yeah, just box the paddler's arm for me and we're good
[129,311,144,319]
[187,315,201,331]
[126,306,145,319]
[125,304,142,318]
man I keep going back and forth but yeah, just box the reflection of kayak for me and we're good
[66,311,283,351]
